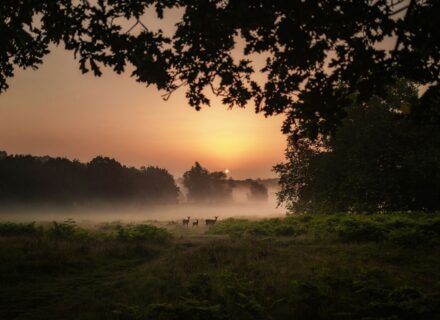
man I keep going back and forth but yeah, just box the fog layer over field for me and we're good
[0,186,284,222]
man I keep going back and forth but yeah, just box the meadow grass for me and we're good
[0,213,439,320]
[208,213,440,246]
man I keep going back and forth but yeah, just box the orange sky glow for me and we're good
[0,46,286,179]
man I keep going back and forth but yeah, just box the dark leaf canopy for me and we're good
[0,152,180,205]
[1,0,439,139]
[275,80,440,213]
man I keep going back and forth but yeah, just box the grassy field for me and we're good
[0,213,439,320]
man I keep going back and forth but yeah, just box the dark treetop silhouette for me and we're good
[275,79,440,213]
[0,153,179,206]
[183,162,234,203]
[1,0,439,141]
[247,180,269,202]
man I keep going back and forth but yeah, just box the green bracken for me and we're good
[208,213,440,247]
[0,213,439,320]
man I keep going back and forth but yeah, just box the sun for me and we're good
[224,169,230,174]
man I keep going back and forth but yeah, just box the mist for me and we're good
[0,185,284,223]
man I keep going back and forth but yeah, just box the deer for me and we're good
[205,216,218,226]
[182,216,191,228]
[192,219,199,227]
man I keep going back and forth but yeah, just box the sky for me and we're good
[0,3,407,180]
[0,44,286,180]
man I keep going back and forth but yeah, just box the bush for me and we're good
[336,218,386,242]
[388,227,438,247]
[208,218,305,238]
[117,224,171,243]
[208,213,440,247]
[350,272,436,319]
[0,222,42,236]
[47,219,89,239]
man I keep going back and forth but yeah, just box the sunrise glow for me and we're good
[0,48,285,179]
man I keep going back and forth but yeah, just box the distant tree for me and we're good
[0,151,7,160]
[247,180,269,202]
[140,166,180,204]
[0,153,179,206]
[182,162,211,202]
[183,162,234,203]
[87,156,126,199]
[275,80,440,213]
[210,171,235,202]
[1,1,439,141]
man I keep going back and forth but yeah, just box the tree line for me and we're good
[0,154,269,206]
[0,154,179,206]
[181,162,269,203]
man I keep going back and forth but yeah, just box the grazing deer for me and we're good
[182,216,191,227]
[205,216,218,226]
[192,219,199,227]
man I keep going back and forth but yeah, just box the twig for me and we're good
[137,19,149,32]
[126,21,139,34]
[389,4,410,16]
[392,0,415,57]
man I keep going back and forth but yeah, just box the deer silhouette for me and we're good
[205,216,218,226]
[192,219,199,227]
[182,216,191,227]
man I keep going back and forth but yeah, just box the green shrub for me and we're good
[208,218,305,238]
[117,224,171,243]
[207,219,255,237]
[0,222,42,236]
[47,219,89,239]
[336,218,386,242]
[208,213,440,247]
[388,227,438,247]
[146,301,224,320]
[351,272,435,319]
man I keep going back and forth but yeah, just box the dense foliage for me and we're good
[208,213,440,247]
[1,215,439,319]
[1,0,439,140]
[116,223,171,242]
[0,152,179,206]
[0,220,172,243]
[275,80,440,213]
[247,180,269,202]
[183,162,234,203]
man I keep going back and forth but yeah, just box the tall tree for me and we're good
[247,180,269,202]
[275,80,440,213]
[1,0,439,140]
[183,162,233,203]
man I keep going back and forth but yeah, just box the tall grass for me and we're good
[0,219,172,243]
[208,213,440,246]
[0,214,439,319]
